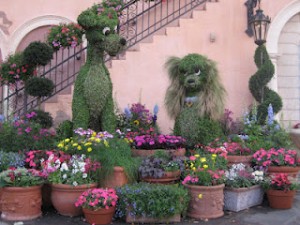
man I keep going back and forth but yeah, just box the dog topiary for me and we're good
[164,53,226,147]
[72,1,126,132]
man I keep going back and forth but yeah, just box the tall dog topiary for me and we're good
[72,1,126,132]
[164,54,226,147]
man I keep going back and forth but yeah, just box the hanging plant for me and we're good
[23,41,53,66]
[47,23,85,51]
[0,53,35,85]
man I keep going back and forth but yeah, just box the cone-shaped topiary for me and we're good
[164,53,226,147]
[23,41,53,66]
[249,45,282,124]
[72,1,126,132]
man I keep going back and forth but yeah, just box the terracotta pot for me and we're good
[227,155,253,167]
[183,183,224,219]
[126,213,181,223]
[266,189,296,209]
[132,148,186,157]
[51,183,97,217]
[224,185,264,212]
[101,166,128,188]
[267,166,300,180]
[140,170,181,184]
[83,207,115,225]
[1,185,42,221]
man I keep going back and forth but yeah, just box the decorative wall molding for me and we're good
[9,15,75,54]
[0,11,12,35]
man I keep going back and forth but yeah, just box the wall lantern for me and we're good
[245,0,271,46]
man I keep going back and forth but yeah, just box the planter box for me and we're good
[224,185,264,212]
[126,213,181,223]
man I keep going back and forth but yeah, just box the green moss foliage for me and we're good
[249,45,282,123]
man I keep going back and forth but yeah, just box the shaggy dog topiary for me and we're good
[72,1,126,132]
[164,53,226,147]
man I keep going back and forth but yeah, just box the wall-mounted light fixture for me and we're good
[249,0,271,46]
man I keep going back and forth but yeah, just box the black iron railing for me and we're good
[0,0,210,119]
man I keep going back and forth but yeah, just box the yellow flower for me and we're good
[133,120,140,125]
[203,164,208,169]
[65,138,70,143]
[57,143,64,148]
[72,143,78,147]
[64,146,68,151]
[87,147,92,152]
[192,167,196,171]
[95,138,101,143]
[195,154,200,158]
[104,140,109,147]
[200,157,207,163]
[198,194,203,199]
[89,137,95,141]
[77,146,82,150]
[212,154,217,158]
[92,132,97,137]
[84,142,92,146]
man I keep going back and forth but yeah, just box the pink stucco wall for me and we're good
[0,0,295,133]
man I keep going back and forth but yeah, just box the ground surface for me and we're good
[0,192,300,225]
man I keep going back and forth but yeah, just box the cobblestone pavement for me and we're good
[1,192,299,225]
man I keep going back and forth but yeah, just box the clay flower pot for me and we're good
[83,207,115,225]
[51,183,97,217]
[1,185,42,221]
[101,166,128,188]
[227,155,253,167]
[183,183,225,219]
[140,170,181,184]
[266,189,296,209]
[267,166,300,179]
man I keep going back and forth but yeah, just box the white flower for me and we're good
[73,181,78,186]
[62,174,67,179]
[60,162,69,172]
[82,173,88,179]
[72,169,79,174]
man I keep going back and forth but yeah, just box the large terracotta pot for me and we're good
[51,183,97,217]
[1,185,42,221]
[132,148,186,157]
[140,170,181,184]
[266,189,296,209]
[101,166,128,188]
[83,207,115,225]
[183,183,225,219]
[227,155,253,167]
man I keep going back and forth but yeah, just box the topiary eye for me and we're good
[102,27,111,36]
[194,67,201,76]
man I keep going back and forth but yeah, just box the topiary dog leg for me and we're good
[100,95,116,133]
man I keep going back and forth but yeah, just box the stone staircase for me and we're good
[43,0,221,129]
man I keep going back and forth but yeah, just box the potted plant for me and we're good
[129,128,186,157]
[182,152,227,219]
[75,188,118,225]
[44,153,100,216]
[224,163,265,212]
[138,150,184,184]
[47,23,84,51]
[262,173,299,209]
[57,128,140,188]
[116,183,189,223]
[252,148,300,177]
[0,167,44,221]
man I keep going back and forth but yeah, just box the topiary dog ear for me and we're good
[77,5,99,30]
[164,56,185,119]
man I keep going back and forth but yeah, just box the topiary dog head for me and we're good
[77,1,126,56]
[164,53,226,120]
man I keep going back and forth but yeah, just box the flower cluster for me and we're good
[119,103,158,134]
[252,148,300,167]
[45,154,100,186]
[206,139,251,157]
[75,188,118,210]
[132,132,185,150]
[0,167,44,187]
[47,23,84,51]
[182,153,227,186]
[225,163,264,188]
[57,128,113,155]
[0,53,35,85]
[263,173,299,191]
